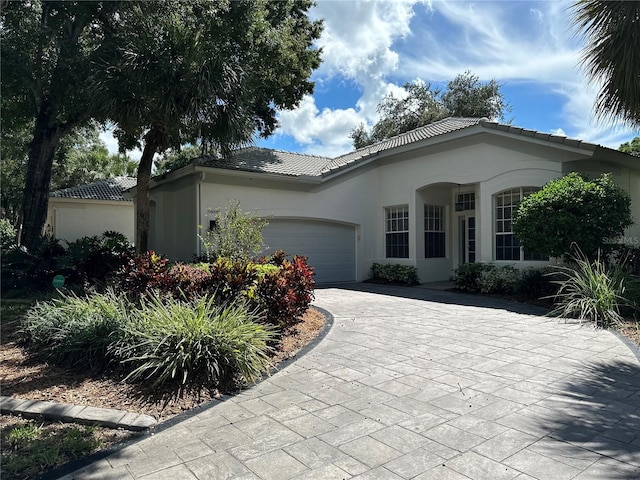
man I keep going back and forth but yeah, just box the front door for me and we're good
[458,215,476,264]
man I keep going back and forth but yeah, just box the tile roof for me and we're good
[50,177,136,201]
[322,117,483,174]
[196,147,331,177]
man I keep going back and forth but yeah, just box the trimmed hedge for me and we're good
[369,263,420,286]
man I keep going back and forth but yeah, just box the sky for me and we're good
[102,0,639,160]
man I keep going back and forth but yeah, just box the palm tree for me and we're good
[572,1,640,127]
[95,0,321,252]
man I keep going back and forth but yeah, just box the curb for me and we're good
[0,396,156,431]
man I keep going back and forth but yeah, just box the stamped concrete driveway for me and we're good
[60,285,640,480]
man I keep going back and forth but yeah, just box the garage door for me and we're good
[262,219,356,283]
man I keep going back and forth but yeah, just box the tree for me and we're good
[512,173,633,258]
[0,120,136,226]
[1,1,139,249]
[155,145,203,176]
[96,0,322,252]
[572,1,640,128]
[619,137,640,157]
[351,71,510,149]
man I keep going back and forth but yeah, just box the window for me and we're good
[386,205,409,258]
[455,192,475,211]
[495,187,547,261]
[424,205,445,258]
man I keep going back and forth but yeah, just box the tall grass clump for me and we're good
[548,246,629,328]
[110,294,276,397]
[21,289,129,369]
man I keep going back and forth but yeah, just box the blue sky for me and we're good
[103,0,639,160]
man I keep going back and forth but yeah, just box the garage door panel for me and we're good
[262,219,356,283]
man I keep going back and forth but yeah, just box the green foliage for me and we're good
[21,290,128,370]
[155,145,202,175]
[351,71,510,148]
[548,246,630,328]
[619,137,640,157]
[1,419,102,479]
[0,218,17,249]
[572,1,640,128]
[513,173,633,259]
[110,294,275,397]
[116,250,316,327]
[452,263,546,295]
[370,263,420,286]
[199,201,270,262]
[1,235,67,292]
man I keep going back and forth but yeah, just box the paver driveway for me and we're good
[60,285,640,480]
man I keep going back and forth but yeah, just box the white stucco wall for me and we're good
[46,199,134,243]
[150,132,640,283]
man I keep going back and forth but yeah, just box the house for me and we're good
[137,117,640,283]
[47,176,136,243]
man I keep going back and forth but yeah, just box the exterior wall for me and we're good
[563,159,640,244]
[152,133,638,283]
[46,199,134,243]
[148,176,198,260]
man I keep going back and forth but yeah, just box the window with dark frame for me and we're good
[424,205,445,258]
[385,205,409,258]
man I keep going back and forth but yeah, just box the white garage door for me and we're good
[262,219,356,283]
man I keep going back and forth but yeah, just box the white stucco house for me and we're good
[47,176,136,243]
[133,118,639,283]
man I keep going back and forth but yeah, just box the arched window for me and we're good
[495,188,547,261]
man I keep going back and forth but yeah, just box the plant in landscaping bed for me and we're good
[20,289,129,370]
[255,252,316,327]
[198,200,269,262]
[369,263,420,286]
[1,418,102,479]
[512,172,632,259]
[477,264,521,294]
[548,246,630,328]
[110,294,276,397]
[451,263,496,292]
[115,250,172,297]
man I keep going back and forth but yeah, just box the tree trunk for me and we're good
[135,129,162,253]
[19,113,64,250]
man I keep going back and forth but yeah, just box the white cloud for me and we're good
[550,128,566,136]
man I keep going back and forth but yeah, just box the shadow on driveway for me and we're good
[319,282,549,316]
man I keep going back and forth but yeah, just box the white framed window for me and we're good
[495,187,547,261]
[424,205,445,258]
[455,192,475,211]
[385,205,409,258]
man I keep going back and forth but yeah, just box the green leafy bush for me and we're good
[0,218,17,249]
[21,290,128,370]
[517,266,558,300]
[548,246,630,328]
[199,200,269,262]
[477,265,521,294]
[370,263,420,285]
[513,173,632,258]
[1,235,67,292]
[452,263,496,292]
[110,294,275,397]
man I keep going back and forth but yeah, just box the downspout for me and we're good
[196,172,205,257]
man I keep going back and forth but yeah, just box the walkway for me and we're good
[58,285,640,479]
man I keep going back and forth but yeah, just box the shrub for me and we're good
[199,200,269,262]
[63,231,134,285]
[370,263,420,286]
[548,246,629,328]
[115,251,172,297]
[20,290,128,370]
[116,250,315,328]
[517,266,558,300]
[1,235,67,292]
[110,294,276,397]
[255,252,316,327]
[477,265,522,294]
[513,173,632,258]
[452,263,495,292]
[0,218,17,249]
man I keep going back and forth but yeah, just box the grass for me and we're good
[1,417,103,479]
